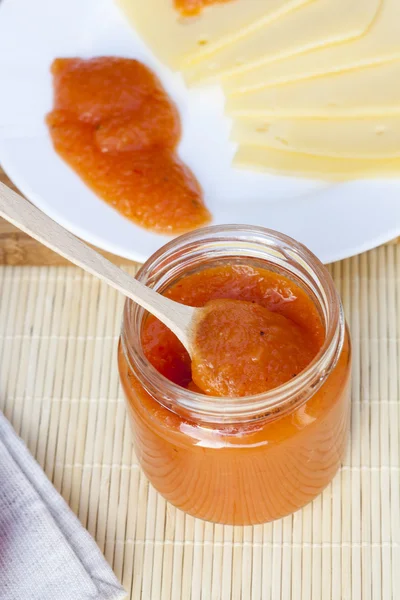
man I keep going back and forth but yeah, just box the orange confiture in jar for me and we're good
[118,226,351,525]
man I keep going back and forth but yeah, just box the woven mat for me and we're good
[0,245,399,600]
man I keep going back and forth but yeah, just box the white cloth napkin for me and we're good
[0,411,127,600]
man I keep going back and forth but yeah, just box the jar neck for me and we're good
[121,226,345,425]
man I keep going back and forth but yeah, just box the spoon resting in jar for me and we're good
[0,182,318,397]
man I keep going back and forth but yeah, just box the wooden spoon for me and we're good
[0,182,197,353]
[0,182,314,398]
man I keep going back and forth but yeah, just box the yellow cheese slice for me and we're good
[232,116,400,158]
[183,0,380,84]
[235,145,400,181]
[227,59,400,117]
[116,0,310,69]
[223,0,399,93]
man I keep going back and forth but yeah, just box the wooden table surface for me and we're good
[0,165,398,265]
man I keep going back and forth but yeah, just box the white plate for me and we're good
[0,0,399,264]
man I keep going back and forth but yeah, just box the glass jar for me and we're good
[118,226,351,526]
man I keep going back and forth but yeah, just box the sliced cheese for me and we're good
[223,0,399,93]
[227,59,400,117]
[116,0,310,69]
[232,116,400,159]
[183,0,380,84]
[235,145,400,181]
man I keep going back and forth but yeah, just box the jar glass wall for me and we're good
[118,226,351,526]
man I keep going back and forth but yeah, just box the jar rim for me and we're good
[121,225,345,424]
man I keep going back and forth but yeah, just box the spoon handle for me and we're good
[0,182,194,346]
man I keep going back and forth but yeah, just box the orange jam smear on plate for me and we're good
[46,57,210,234]
[119,264,351,524]
[175,0,232,17]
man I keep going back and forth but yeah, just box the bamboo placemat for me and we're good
[0,246,399,599]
